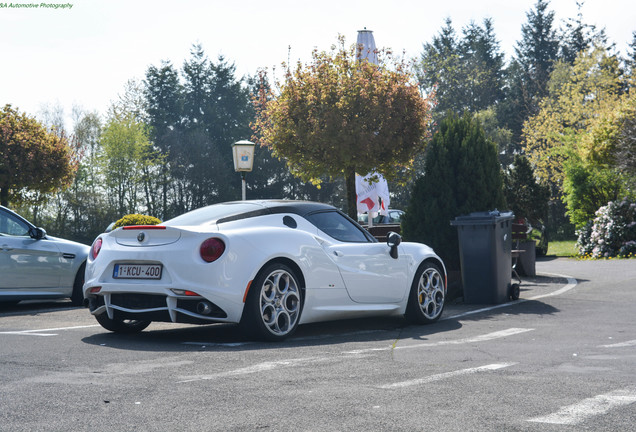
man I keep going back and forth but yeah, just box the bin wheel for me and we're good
[510,283,520,301]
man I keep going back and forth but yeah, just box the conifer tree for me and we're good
[498,0,559,142]
[402,113,505,270]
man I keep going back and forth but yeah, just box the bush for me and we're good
[576,198,636,258]
[563,157,626,230]
[112,214,161,230]
[402,112,506,270]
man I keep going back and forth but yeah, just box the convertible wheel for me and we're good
[95,313,151,334]
[406,262,445,324]
[241,263,303,341]
[70,262,86,306]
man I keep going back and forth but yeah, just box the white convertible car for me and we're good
[84,200,446,341]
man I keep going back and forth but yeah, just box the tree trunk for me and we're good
[344,167,357,220]
[162,166,168,220]
[0,187,8,207]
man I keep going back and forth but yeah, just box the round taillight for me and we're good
[91,237,102,260]
[200,238,225,263]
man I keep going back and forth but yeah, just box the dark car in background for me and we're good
[358,209,404,242]
[358,209,404,225]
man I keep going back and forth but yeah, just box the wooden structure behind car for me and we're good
[363,224,401,242]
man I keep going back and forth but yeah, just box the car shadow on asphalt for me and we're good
[444,298,560,323]
[79,295,559,353]
[79,316,467,352]
[77,273,566,351]
[3,287,561,352]
[0,299,77,315]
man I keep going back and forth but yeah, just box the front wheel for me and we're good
[95,313,151,334]
[241,263,303,341]
[405,262,445,324]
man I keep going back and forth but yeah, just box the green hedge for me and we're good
[402,112,506,271]
[112,214,161,230]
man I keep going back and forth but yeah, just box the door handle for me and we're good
[333,250,343,257]
[0,245,12,251]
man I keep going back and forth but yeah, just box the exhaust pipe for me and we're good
[196,301,212,315]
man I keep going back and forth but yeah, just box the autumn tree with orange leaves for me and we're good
[0,104,77,207]
[253,37,434,218]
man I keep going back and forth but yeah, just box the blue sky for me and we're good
[1,0,633,125]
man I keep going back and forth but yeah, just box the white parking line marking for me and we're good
[177,356,332,383]
[601,339,636,348]
[0,324,100,337]
[444,273,577,321]
[379,363,517,389]
[528,273,578,300]
[344,328,534,355]
[528,389,636,425]
[178,328,532,383]
[0,331,58,337]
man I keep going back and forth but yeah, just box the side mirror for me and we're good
[387,231,401,259]
[29,227,47,240]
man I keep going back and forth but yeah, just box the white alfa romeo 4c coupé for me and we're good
[84,200,446,341]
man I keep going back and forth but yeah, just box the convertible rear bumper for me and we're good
[86,292,231,325]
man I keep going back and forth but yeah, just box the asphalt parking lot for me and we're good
[1,257,635,431]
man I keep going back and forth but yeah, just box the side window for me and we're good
[0,211,30,237]
[307,211,372,243]
[390,211,403,223]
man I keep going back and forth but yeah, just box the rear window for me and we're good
[164,203,265,227]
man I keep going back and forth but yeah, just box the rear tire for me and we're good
[510,283,520,301]
[70,262,86,306]
[95,313,151,334]
[241,263,303,342]
[405,262,445,324]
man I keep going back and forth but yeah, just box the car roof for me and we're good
[215,200,337,224]
[163,200,339,227]
[251,200,336,216]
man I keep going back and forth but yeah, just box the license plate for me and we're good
[113,264,162,280]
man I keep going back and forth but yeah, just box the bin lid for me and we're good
[450,210,514,226]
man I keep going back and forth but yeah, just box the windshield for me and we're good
[164,202,265,227]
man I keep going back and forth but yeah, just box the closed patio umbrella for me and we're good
[354,29,389,227]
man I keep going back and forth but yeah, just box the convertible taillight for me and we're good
[90,237,103,260]
[200,238,225,263]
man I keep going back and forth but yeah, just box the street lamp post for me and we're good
[231,140,255,200]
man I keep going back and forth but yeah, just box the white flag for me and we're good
[356,173,390,216]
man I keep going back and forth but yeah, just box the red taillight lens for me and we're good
[90,237,103,260]
[200,238,225,263]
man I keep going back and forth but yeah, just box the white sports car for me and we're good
[83,200,447,341]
